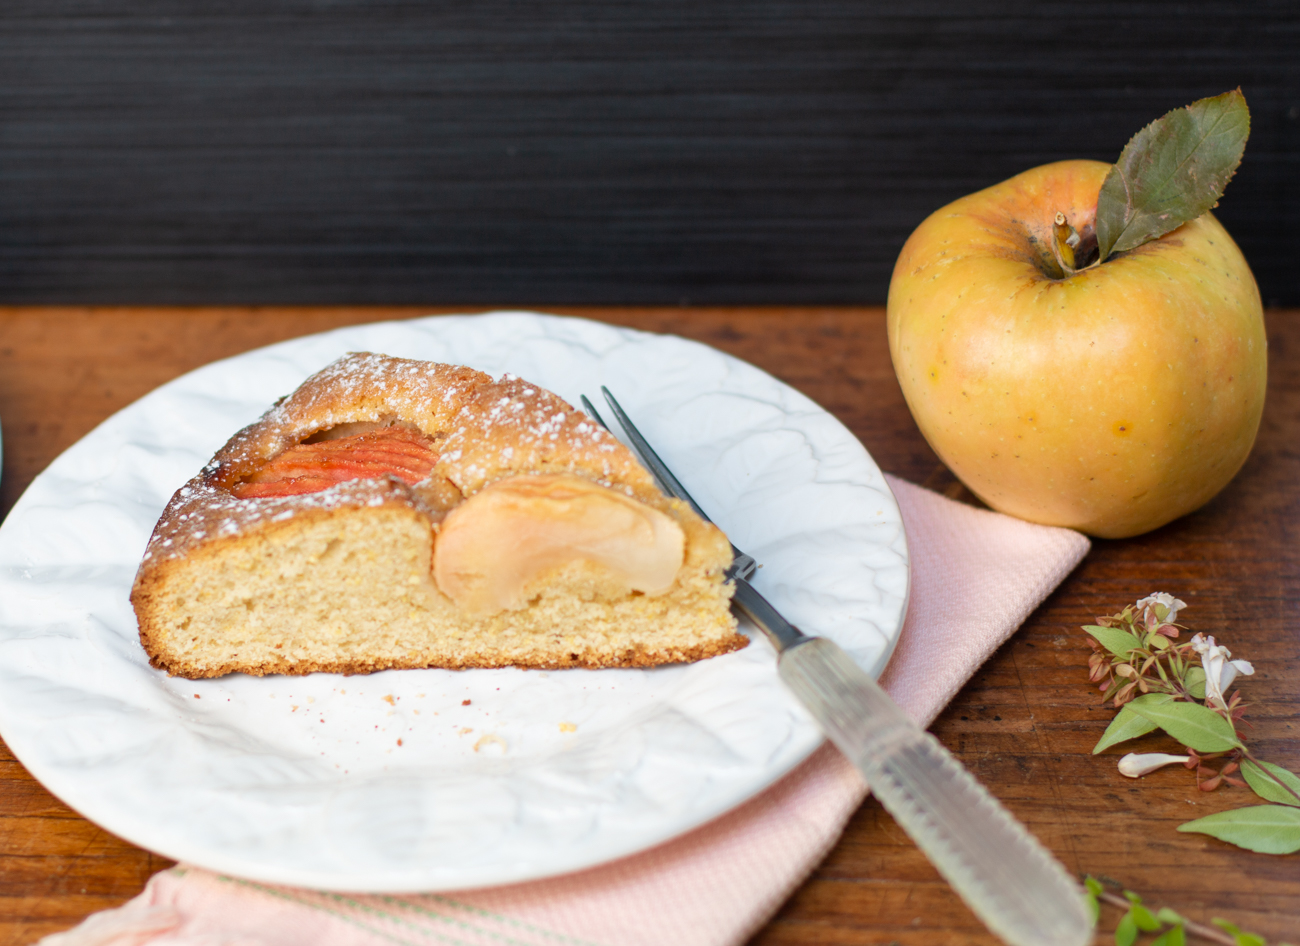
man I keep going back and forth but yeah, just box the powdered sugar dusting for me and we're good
[435,374,655,498]
[208,354,494,484]
[138,352,661,575]
[140,477,431,569]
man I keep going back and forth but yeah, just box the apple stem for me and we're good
[1053,212,1080,275]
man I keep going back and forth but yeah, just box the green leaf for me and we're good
[1242,759,1300,807]
[1115,911,1138,946]
[1151,926,1186,946]
[1095,89,1250,261]
[1211,920,1268,946]
[1147,632,1172,651]
[1124,699,1241,753]
[1156,907,1184,925]
[1084,891,1100,926]
[1083,875,1101,924]
[1130,903,1160,932]
[1084,896,1099,927]
[1093,694,1175,753]
[1184,666,1206,700]
[1178,805,1300,854]
[1084,624,1143,658]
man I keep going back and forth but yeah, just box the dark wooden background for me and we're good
[1,1,1297,306]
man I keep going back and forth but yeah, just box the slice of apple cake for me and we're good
[130,353,744,678]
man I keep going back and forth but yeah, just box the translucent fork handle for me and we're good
[779,637,1092,946]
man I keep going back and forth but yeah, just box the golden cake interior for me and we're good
[131,354,744,678]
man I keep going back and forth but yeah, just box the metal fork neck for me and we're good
[730,578,809,652]
[728,552,758,582]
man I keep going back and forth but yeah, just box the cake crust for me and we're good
[132,354,745,678]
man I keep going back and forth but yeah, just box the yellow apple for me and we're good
[887,159,1266,538]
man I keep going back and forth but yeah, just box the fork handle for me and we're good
[779,637,1092,946]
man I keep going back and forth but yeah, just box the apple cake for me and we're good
[130,353,745,678]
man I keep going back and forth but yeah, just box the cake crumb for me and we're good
[382,694,395,705]
[559,722,577,733]
[473,734,507,754]
[462,699,471,706]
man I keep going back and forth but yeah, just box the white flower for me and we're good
[1189,633,1255,708]
[1135,592,1187,626]
[1117,752,1191,778]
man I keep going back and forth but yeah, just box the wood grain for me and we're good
[0,306,1297,945]
[0,3,1296,306]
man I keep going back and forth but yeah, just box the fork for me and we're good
[584,388,1092,946]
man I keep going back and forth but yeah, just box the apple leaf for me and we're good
[1123,699,1240,753]
[1093,693,1174,753]
[1177,805,1300,854]
[1241,759,1300,807]
[1095,89,1250,261]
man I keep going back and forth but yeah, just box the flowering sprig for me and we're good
[1085,593,1211,707]
[1084,596,1300,854]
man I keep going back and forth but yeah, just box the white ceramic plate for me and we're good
[0,312,908,892]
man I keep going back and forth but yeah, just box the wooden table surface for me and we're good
[0,306,1296,945]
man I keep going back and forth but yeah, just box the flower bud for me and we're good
[1117,752,1191,778]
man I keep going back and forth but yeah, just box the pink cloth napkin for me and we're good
[42,475,1089,946]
